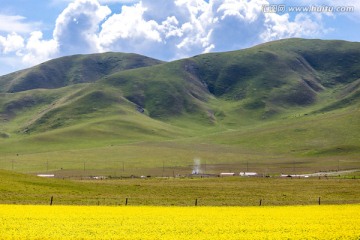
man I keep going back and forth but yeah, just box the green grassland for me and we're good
[0,38,359,177]
[0,102,358,176]
[0,169,359,206]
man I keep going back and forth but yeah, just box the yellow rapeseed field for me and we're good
[0,204,359,239]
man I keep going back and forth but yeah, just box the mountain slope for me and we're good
[192,38,360,105]
[1,39,359,132]
[102,60,214,120]
[101,38,360,121]
[0,52,163,93]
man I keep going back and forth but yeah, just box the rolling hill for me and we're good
[0,52,163,93]
[0,38,359,176]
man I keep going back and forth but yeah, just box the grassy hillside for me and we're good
[193,38,360,102]
[0,52,163,93]
[0,38,359,176]
[0,104,358,176]
[101,39,360,121]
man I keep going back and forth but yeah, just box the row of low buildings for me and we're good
[220,172,258,177]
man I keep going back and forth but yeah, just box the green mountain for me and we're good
[0,52,163,93]
[0,38,359,175]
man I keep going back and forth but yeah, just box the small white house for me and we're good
[92,176,107,180]
[37,174,55,178]
[220,173,236,177]
[239,172,258,177]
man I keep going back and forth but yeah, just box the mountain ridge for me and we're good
[0,52,164,93]
[1,38,359,130]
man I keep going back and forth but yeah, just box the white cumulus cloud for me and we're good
[54,0,111,55]
[99,3,162,47]
[96,0,327,59]
[261,13,326,41]
[0,32,25,54]
[0,0,342,76]
[21,31,59,66]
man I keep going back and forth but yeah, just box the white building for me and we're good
[239,172,258,177]
[220,173,236,177]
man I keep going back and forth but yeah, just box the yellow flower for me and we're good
[0,205,359,239]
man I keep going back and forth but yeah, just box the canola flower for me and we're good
[0,204,359,239]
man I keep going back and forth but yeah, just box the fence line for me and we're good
[42,196,359,207]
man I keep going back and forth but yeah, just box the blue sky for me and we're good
[0,0,359,76]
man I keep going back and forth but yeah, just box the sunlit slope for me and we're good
[0,86,191,154]
[0,52,163,93]
[0,104,358,175]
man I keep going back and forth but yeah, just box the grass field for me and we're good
[0,106,358,177]
[1,170,359,206]
[1,204,359,239]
